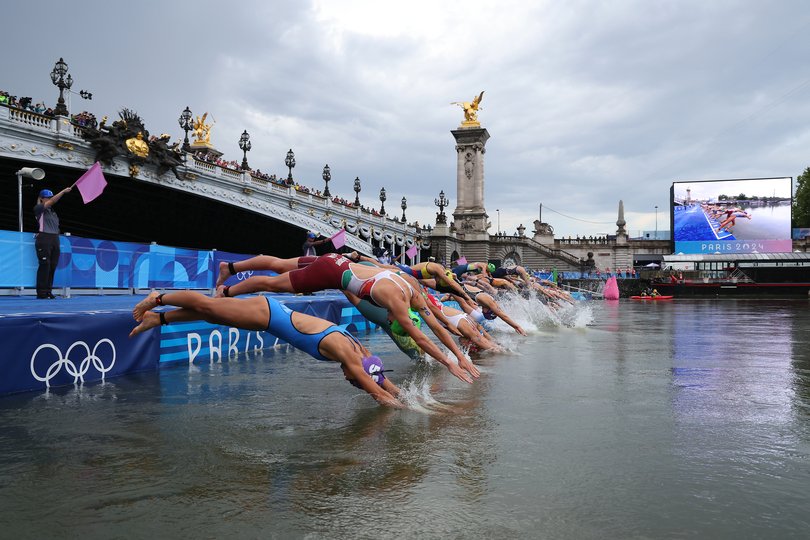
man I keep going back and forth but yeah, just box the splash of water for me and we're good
[395,360,455,413]
[490,290,594,333]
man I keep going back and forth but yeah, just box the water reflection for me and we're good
[263,383,495,533]
[790,301,810,421]
[671,300,800,428]
[2,300,810,537]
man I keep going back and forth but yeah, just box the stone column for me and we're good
[451,127,490,240]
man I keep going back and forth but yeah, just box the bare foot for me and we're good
[215,284,228,298]
[129,311,160,337]
[215,261,232,288]
[133,291,160,321]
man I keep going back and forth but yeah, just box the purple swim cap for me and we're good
[349,355,387,388]
[483,308,497,320]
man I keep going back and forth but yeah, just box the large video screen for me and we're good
[671,177,793,254]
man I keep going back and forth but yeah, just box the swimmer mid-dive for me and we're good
[343,291,425,361]
[424,291,503,353]
[716,207,751,233]
[130,291,403,408]
[451,261,494,281]
[214,253,480,383]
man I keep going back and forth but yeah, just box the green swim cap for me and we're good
[488,263,496,273]
[390,308,421,336]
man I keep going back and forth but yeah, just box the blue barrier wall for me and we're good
[0,293,364,395]
[0,229,371,395]
[0,310,159,395]
[0,230,274,290]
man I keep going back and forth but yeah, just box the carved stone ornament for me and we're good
[464,152,474,180]
[533,219,554,235]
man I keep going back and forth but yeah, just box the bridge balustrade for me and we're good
[6,107,55,131]
[0,105,421,249]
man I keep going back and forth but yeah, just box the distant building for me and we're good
[639,230,671,241]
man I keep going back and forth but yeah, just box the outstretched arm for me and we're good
[421,295,462,337]
[428,267,472,301]
[408,295,480,379]
[389,299,475,383]
[483,296,527,336]
[459,319,501,352]
[43,186,72,208]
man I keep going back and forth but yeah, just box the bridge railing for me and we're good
[6,107,55,131]
[1,107,421,249]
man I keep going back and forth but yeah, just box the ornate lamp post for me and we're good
[353,177,362,206]
[322,164,331,197]
[434,190,449,224]
[239,130,252,170]
[379,187,387,215]
[496,208,501,234]
[50,57,73,116]
[285,149,296,183]
[655,205,659,238]
[178,106,193,152]
[401,196,407,222]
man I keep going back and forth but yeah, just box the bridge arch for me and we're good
[501,250,521,267]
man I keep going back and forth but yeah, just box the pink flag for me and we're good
[74,162,108,204]
[456,256,467,265]
[406,244,418,260]
[330,229,346,249]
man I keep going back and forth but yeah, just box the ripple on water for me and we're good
[1,299,810,537]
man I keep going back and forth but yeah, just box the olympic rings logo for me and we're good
[236,270,253,281]
[30,339,117,387]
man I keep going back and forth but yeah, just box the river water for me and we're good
[1,298,809,539]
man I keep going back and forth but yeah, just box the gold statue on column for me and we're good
[451,91,484,128]
[192,112,214,144]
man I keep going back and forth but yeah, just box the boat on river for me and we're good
[630,295,673,300]
[654,253,810,297]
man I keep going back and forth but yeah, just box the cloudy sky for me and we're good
[2,0,809,237]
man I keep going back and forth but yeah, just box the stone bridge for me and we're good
[0,105,428,258]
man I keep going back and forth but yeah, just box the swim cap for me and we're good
[390,308,421,336]
[349,355,387,388]
[483,308,497,320]
[39,189,54,198]
[307,232,316,238]
[488,263,495,273]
